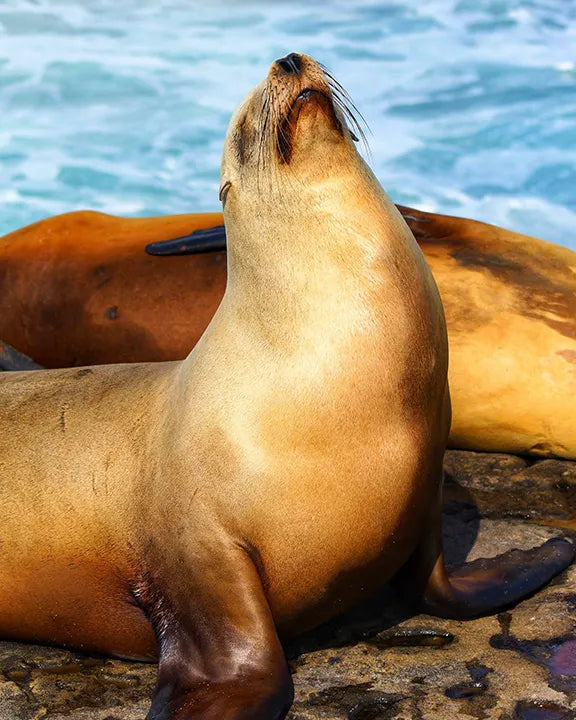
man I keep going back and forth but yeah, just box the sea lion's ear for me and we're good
[219,180,232,203]
[145,226,227,256]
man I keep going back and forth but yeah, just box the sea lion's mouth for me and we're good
[277,88,340,164]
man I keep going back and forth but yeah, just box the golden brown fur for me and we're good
[400,206,576,459]
[0,211,225,367]
[0,54,572,720]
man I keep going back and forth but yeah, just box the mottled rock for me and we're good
[0,451,574,719]
[0,643,155,719]
[444,450,576,528]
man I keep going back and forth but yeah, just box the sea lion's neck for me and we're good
[220,180,417,349]
[176,173,443,441]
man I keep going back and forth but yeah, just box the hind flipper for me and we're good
[423,537,574,619]
[402,502,574,619]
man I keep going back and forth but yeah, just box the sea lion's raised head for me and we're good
[220,53,367,208]
[219,52,425,332]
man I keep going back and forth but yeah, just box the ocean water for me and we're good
[1,0,575,249]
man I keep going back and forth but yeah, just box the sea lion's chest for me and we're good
[173,313,441,617]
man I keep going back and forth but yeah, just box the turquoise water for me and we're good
[1,0,575,248]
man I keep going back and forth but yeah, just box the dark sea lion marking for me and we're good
[403,212,576,342]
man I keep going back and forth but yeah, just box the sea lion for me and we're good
[0,53,573,719]
[399,206,576,460]
[0,211,225,368]
[3,208,575,460]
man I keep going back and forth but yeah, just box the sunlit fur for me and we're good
[0,54,449,660]
[2,54,570,720]
[183,54,452,630]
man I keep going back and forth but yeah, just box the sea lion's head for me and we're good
[219,52,418,299]
[220,53,367,210]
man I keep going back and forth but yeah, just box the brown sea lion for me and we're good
[0,53,572,719]
[2,207,575,460]
[0,211,225,368]
[399,206,576,460]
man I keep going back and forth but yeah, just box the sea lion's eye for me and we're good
[350,130,359,142]
[219,181,232,204]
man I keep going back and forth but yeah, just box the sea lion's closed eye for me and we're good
[219,181,231,204]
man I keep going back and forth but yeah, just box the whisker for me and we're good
[327,79,370,135]
[319,61,372,139]
[332,94,368,141]
[274,93,299,195]
[328,84,371,159]
[276,92,298,165]
[257,93,271,193]
[271,94,285,200]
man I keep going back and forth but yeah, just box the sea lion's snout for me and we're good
[268,52,324,93]
[276,52,303,76]
[265,53,362,165]
[220,53,367,200]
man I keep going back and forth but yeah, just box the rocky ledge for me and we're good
[0,451,574,720]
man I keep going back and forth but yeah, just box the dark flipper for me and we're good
[401,499,574,620]
[142,542,293,720]
[145,226,227,256]
[0,341,44,371]
[422,537,574,619]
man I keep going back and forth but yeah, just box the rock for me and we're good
[0,643,155,719]
[444,450,576,528]
[0,451,574,719]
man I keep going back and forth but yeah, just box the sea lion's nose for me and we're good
[276,53,302,76]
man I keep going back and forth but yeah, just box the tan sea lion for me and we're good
[0,53,573,719]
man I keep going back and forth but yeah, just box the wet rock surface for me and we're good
[0,450,574,719]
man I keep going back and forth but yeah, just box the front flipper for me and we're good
[402,504,574,620]
[139,541,293,720]
[145,226,227,256]
[0,340,44,371]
